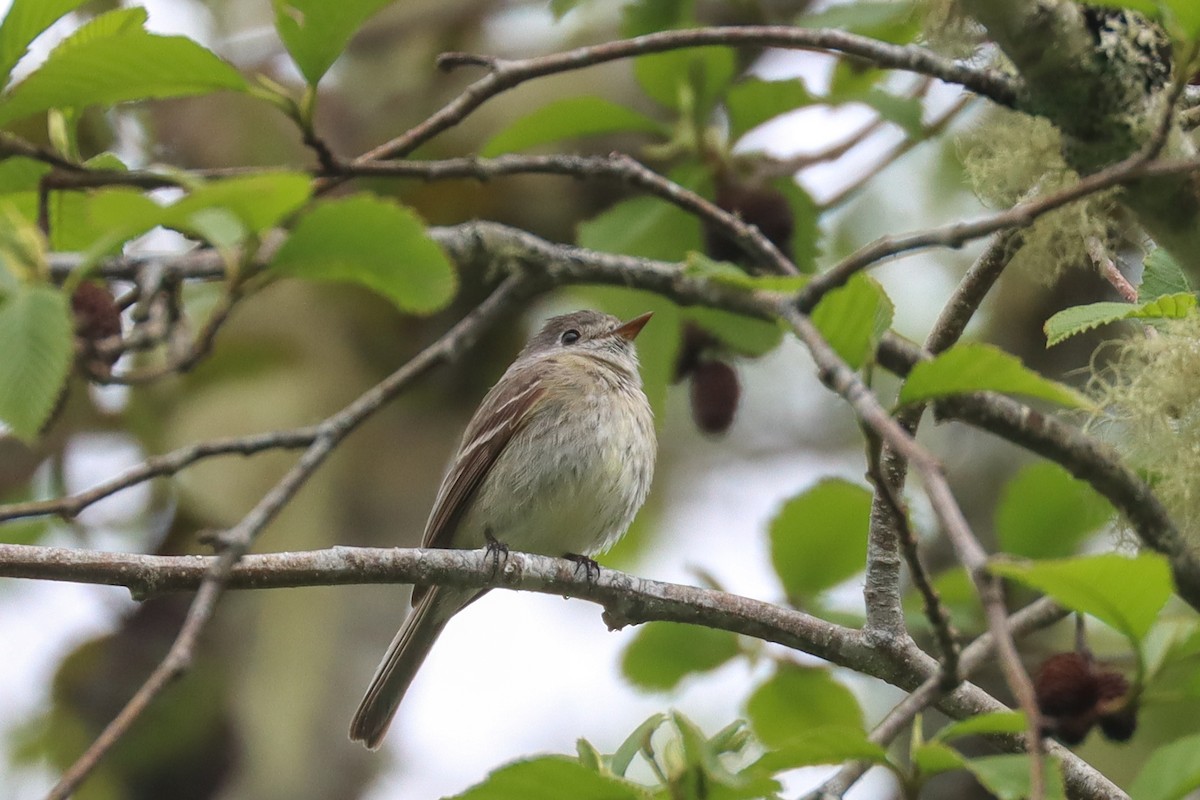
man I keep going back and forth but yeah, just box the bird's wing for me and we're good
[420,364,548,553]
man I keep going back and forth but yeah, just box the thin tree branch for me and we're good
[345,26,1019,172]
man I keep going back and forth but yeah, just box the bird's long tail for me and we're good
[349,586,467,749]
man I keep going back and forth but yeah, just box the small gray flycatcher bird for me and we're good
[350,310,657,749]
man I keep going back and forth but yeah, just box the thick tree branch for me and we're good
[0,543,1121,798]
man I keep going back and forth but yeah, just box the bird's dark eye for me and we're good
[560,329,581,345]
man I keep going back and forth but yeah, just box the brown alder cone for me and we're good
[689,359,740,435]
[1034,652,1137,745]
[71,280,122,372]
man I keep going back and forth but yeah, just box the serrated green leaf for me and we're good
[165,172,312,234]
[610,713,667,777]
[269,195,457,314]
[990,553,1172,644]
[934,711,1027,743]
[966,755,1067,800]
[770,478,871,599]
[0,0,89,88]
[448,755,646,800]
[273,0,394,86]
[1044,294,1196,347]
[912,742,966,776]
[995,462,1113,559]
[0,284,72,439]
[621,622,740,691]
[1140,248,1191,300]
[725,78,813,142]
[482,96,664,157]
[753,727,889,772]
[898,342,1089,408]
[684,306,783,357]
[811,273,893,370]
[0,14,247,126]
[1129,732,1200,800]
[746,665,863,747]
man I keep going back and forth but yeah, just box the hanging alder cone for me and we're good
[71,280,122,372]
[689,359,740,435]
[1033,651,1137,745]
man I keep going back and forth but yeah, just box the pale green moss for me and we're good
[959,108,1119,284]
[1090,316,1200,544]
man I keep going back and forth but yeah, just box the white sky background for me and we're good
[0,1,988,798]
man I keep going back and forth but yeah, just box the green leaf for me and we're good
[990,553,1173,644]
[447,755,646,800]
[681,253,808,293]
[634,44,736,113]
[725,78,813,142]
[912,742,967,776]
[481,96,664,157]
[269,195,457,314]
[810,273,893,370]
[1129,733,1200,800]
[1164,0,1200,38]
[621,622,740,691]
[1140,248,1191,301]
[0,11,247,127]
[934,711,1027,742]
[965,755,1067,800]
[579,196,702,261]
[898,342,1089,408]
[754,727,889,772]
[770,478,872,599]
[610,713,667,777]
[995,462,1113,559]
[772,178,821,273]
[550,0,587,20]
[797,2,920,44]
[0,0,89,88]
[746,665,863,747]
[165,172,312,234]
[0,156,50,193]
[853,89,924,138]
[0,284,72,439]
[684,306,784,357]
[1044,294,1197,346]
[273,0,394,86]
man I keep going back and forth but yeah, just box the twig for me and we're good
[797,154,1200,310]
[341,152,798,275]
[0,428,321,523]
[1086,235,1138,302]
[342,26,1019,173]
[820,93,975,211]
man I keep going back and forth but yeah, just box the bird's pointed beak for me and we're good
[611,311,653,341]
